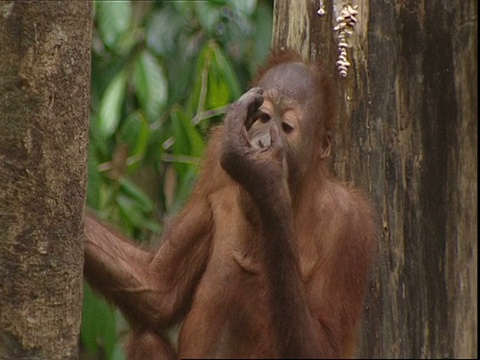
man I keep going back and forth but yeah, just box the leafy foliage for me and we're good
[81,1,272,358]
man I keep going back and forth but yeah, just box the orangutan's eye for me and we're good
[259,112,271,123]
[282,122,294,134]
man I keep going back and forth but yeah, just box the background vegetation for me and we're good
[81,1,272,358]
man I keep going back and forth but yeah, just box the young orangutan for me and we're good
[84,49,376,359]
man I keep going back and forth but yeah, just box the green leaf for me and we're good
[98,70,127,138]
[119,177,154,213]
[189,41,241,117]
[119,110,150,170]
[116,193,147,229]
[194,1,223,32]
[146,7,184,56]
[143,219,163,233]
[211,43,242,100]
[188,44,211,115]
[89,112,111,158]
[133,50,168,120]
[81,283,119,359]
[171,107,205,158]
[95,1,132,50]
[251,1,273,72]
[226,0,257,16]
[111,344,127,360]
[87,151,102,209]
[207,60,230,109]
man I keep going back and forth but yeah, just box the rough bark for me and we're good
[273,0,477,358]
[0,1,92,358]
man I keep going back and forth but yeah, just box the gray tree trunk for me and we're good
[0,1,92,358]
[273,0,477,358]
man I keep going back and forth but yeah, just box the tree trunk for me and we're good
[0,1,92,358]
[273,0,477,358]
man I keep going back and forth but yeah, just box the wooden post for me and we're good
[272,0,477,357]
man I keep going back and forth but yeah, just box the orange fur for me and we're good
[84,49,376,359]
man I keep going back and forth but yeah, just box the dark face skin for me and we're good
[247,62,324,192]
